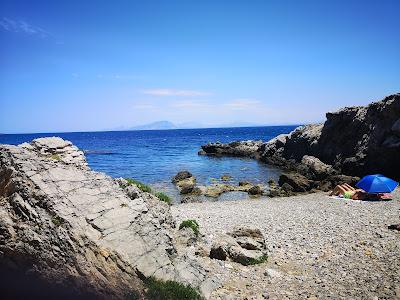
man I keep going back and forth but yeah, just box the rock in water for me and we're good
[0,138,214,299]
[200,140,262,158]
[172,171,197,194]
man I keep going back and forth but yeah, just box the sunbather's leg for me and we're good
[343,183,355,191]
[330,185,347,196]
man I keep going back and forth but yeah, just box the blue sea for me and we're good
[0,126,296,201]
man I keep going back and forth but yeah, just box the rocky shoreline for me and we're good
[199,94,400,197]
[1,93,399,299]
[0,137,222,299]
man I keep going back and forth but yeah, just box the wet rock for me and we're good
[172,171,197,194]
[172,170,193,183]
[248,185,263,195]
[221,174,233,181]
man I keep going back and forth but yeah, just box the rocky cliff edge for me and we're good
[0,137,216,299]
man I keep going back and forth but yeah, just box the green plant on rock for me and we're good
[248,254,268,265]
[52,215,64,227]
[145,277,202,300]
[154,192,172,205]
[179,219,200,236]
[125,178,152,193]
[50,154,61,161]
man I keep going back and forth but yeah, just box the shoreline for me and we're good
[172,190,400,299]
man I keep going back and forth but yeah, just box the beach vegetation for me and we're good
[145,277,202,300]
[52,215,64,227]
[154,192,172,205]
[179,219,200,236]
[248,254,268,265]
[125,178,152,193]
[50,154,61,161]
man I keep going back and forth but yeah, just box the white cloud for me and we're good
[223,99,262,110]
[0,17,50,38]
[170,100,211,109]
[142,89,211,97]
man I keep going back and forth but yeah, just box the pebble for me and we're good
[172,190,400,299]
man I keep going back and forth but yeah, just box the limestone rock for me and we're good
[298,155,336,180]
[210,227,267,266]
[261,93,400,180]
[0,138,215,299]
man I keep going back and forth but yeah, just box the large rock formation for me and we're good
[260,93,400,180]
[0,137,215,299]
[199,140,262,158]
[199,94,399,184]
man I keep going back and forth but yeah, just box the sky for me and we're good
[0,0,399,134]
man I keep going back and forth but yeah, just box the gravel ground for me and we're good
[172,190,400,299]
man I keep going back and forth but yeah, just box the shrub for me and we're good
[154,192,172,205]
[52,216,64,227]
[145,277,202,300]
[124,290,141,300]
[179,220,199,236]
[125,178,152,193]
[248,254,268,265]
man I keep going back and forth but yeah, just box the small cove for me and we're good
[0,126,297,201]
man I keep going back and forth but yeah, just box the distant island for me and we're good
[119,120,274,131]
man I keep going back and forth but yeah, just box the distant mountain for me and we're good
[129,121,177,131]
[123,120,265,131]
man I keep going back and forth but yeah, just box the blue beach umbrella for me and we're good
[356,174,399,193]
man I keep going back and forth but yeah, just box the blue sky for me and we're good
[0,0,399,133]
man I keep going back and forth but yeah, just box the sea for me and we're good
[0,126,297,201]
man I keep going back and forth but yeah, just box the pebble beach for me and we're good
[172,190,400,299]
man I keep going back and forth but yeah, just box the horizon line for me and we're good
[0,123,307,136]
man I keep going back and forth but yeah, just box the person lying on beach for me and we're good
[330,184,391,200]
[330,184,367,199]
[330,183,359,196]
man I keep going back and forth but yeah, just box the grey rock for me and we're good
[278,173,313,192]
[0,138,215,299]
[200,140,262,158]
[248,185,263,195]
[261,94,400,180]
[172,170,193,183]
